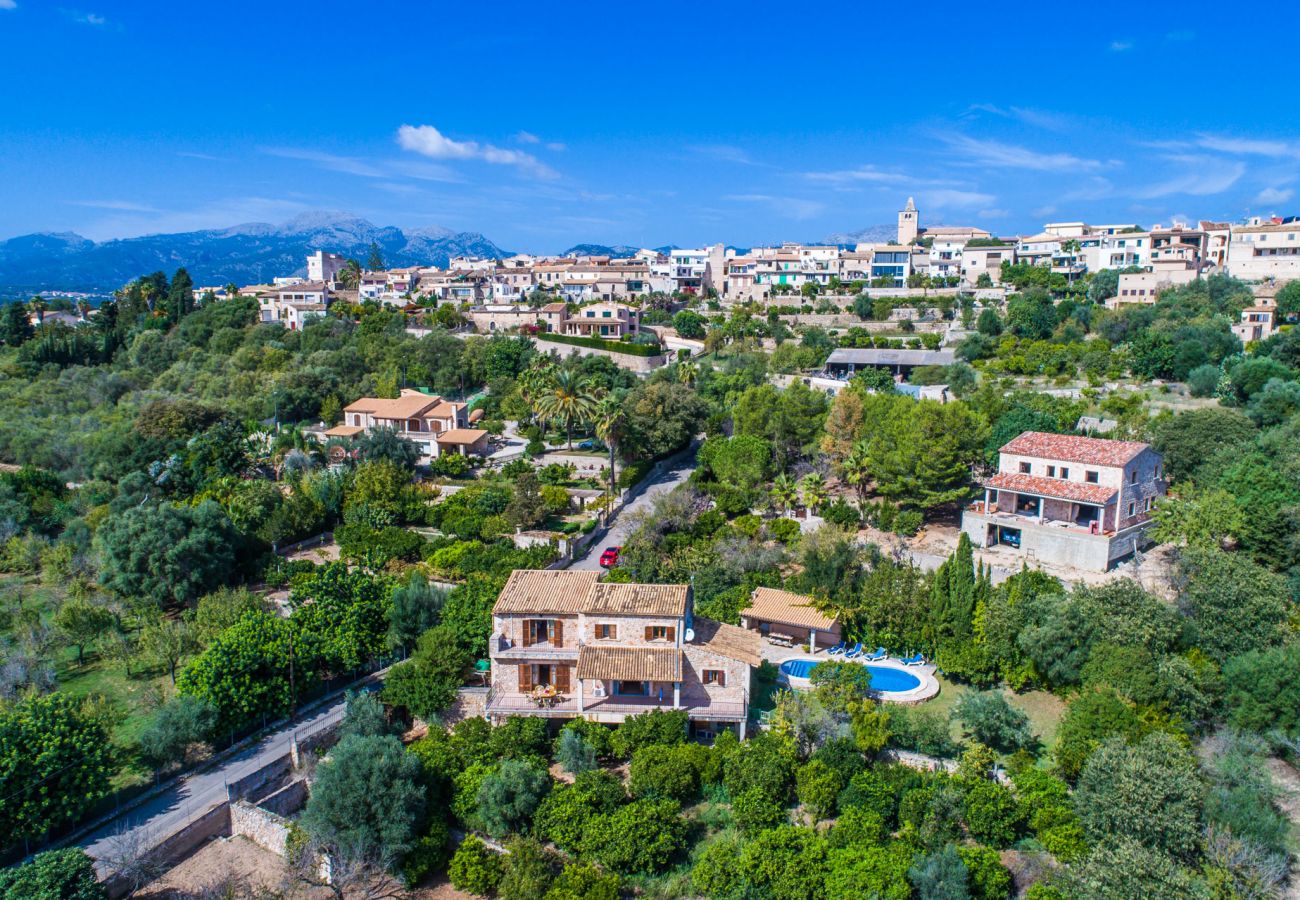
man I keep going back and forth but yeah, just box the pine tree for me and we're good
[366,242,386,270]
[0,301,35,346]
[167,267,194,323]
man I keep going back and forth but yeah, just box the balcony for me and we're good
[485,687,747,721]
[966,501,1109,537]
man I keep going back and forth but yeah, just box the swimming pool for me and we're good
[778,658,922,693]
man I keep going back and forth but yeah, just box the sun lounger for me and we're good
[826,641,847,656]
[843,643,864,660]
[864,647,888,661]
[902,653,925,667]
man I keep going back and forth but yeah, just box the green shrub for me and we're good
[893,509,924,536]
[448,835,502,895]
[540,333,660,356]
[732,786,788,834]
[768,517,802,544]
[401,817,451,887]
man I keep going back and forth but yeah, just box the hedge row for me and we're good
[538,333,662,357]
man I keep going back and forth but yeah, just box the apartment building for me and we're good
[326,388,489,458]
[960,243,1012,285]
[869,245,912,286]
[1227,220,1300,280]
[486,570,761,738]
[961,431,1166,571]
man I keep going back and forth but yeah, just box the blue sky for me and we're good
[1,1,1297,251]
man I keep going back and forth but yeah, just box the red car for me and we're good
[599,546,621,568]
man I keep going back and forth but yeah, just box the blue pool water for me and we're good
[778,659,922,693]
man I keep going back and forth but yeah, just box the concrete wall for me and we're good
[225,756,291,803]
[104,805,231,899]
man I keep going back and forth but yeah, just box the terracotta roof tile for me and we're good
[577,646,682,682]
[1000,431,1149,467]
[741,587,837,631]
[689,617,762,667]
[986,471,1117,505]
[492,570,601,615]
[584,583,689,618]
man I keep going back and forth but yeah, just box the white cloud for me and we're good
[725,194,826,221]
[515,131,540,144]
[691,144,761,166]
[396,124,557,179]
[1195,134,1299,158]
[546,142,566,152]
[1109,39,1133,52]
[0,1,17,11]
[1136,161,1245,198]
[262,147,386,178]
[61,8,109,26]
[75,196,314,241]
[1256,186,1295,205]
[967,104,1075,132]
[177,151,226,162]
[70,199,161,213]
[923,189,997,208]
[803,165,907,185]
[942,135,1111,173]
[977,208,1010,219]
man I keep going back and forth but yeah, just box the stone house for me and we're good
[486,570,761,739]
[961,431,1166,571]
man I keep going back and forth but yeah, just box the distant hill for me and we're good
[561,243,643,258]
[0,211,511,296]
[820,224,896,246]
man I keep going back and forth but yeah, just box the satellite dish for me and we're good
[684,628,695,642]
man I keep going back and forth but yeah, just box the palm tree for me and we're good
[28,295,46,325]
[676,362,700,387]
[593,396,625,512]
[842,440,872,503]
[534,369,598,450]
[800,473,828,514]
[770,474,799,514]
[338,259,362,290]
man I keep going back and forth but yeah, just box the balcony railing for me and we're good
[966,502,1111,537]
[485,691,747,721]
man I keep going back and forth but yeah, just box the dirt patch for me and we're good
[1265,758,1300,900]
[286,541,341,564]
[137,835,333,899]
[411,875,476,899]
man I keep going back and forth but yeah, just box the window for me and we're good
[703,670,726,686]
[1085,471,1099,484]
[1060,467,1070,479]
[1130,470,1138,484]
[1019,461,1032,474]
[1046,465,1056,478]
[646,625,674,642]
[1127,501,1136,516]
[615,680,647,696]
[595,623,617,640]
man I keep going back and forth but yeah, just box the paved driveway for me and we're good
[569,451,697,571]
[78,682,378,874]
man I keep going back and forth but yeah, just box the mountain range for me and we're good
[820,224,896,246]
[0,212,510,296]
[0,212,904,297]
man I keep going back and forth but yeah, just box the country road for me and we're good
[78,681,379,874]
[569,450,698,571]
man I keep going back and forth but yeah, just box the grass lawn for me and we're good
[920,675,1067,757]
[2,575,173,790]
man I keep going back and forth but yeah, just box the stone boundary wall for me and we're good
[230,800,294,857]
[534,336,666,373]
[225,756,291,803]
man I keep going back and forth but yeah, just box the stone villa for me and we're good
[961,431,1166,571]
[486,570,761,739]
